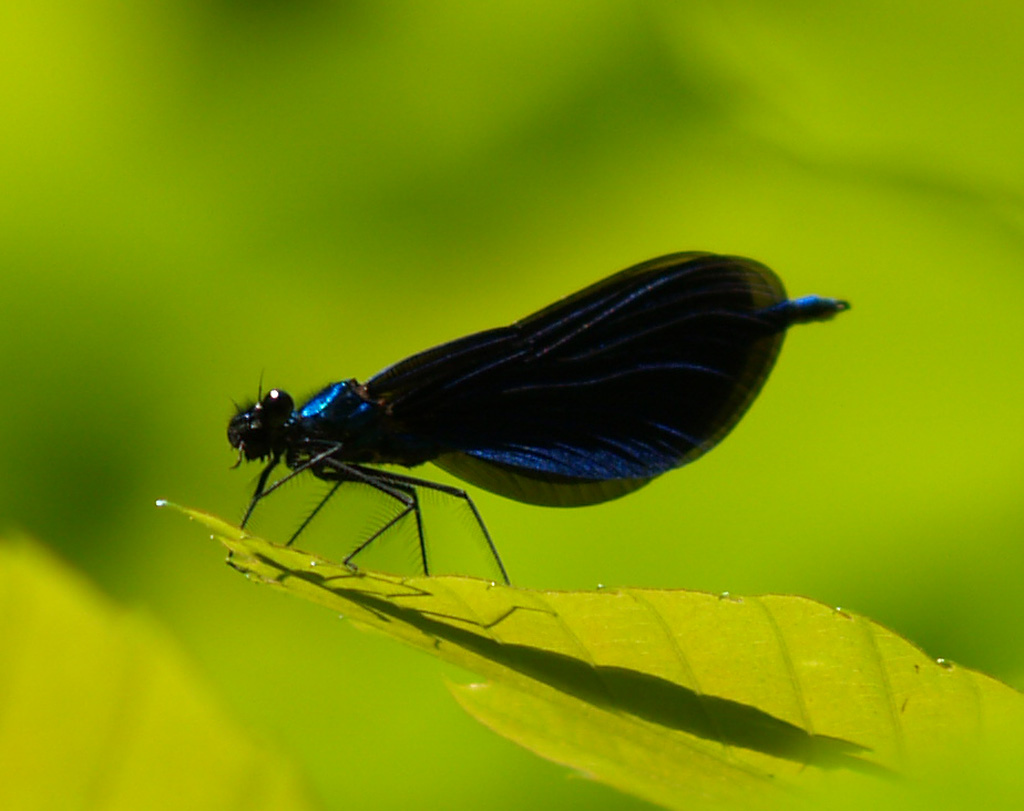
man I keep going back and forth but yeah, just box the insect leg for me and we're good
[346,465,509,585]
[241,452,281,528]
[286,480,343,547]
[240,444,348,529]
[408,486,427,577]
[312,460,430,575]
[336,487,419,573]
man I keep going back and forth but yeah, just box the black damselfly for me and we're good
[228,252,848,583]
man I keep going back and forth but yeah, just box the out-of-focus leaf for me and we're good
[167,503,1024,810]
[0,537,315,811]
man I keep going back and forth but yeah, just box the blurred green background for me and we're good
[2,1,1022,808]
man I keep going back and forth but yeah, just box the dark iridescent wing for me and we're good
[367,253,792,506]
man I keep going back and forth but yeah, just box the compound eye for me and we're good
[260,389,294,426]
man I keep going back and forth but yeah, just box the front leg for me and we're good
[241,452,281,528]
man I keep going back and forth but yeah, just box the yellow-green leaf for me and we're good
[0,537,315,811]
[167,503,1024,810]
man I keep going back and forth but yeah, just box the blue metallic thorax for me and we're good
[293,380,438,465]
[296,381,380,445]
[299,381,369,421]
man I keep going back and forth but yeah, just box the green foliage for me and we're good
[167,503,1024,809]
[0,538,314,811]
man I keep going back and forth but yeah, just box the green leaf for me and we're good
[166,503,1024,810]
[0,536,315,811]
